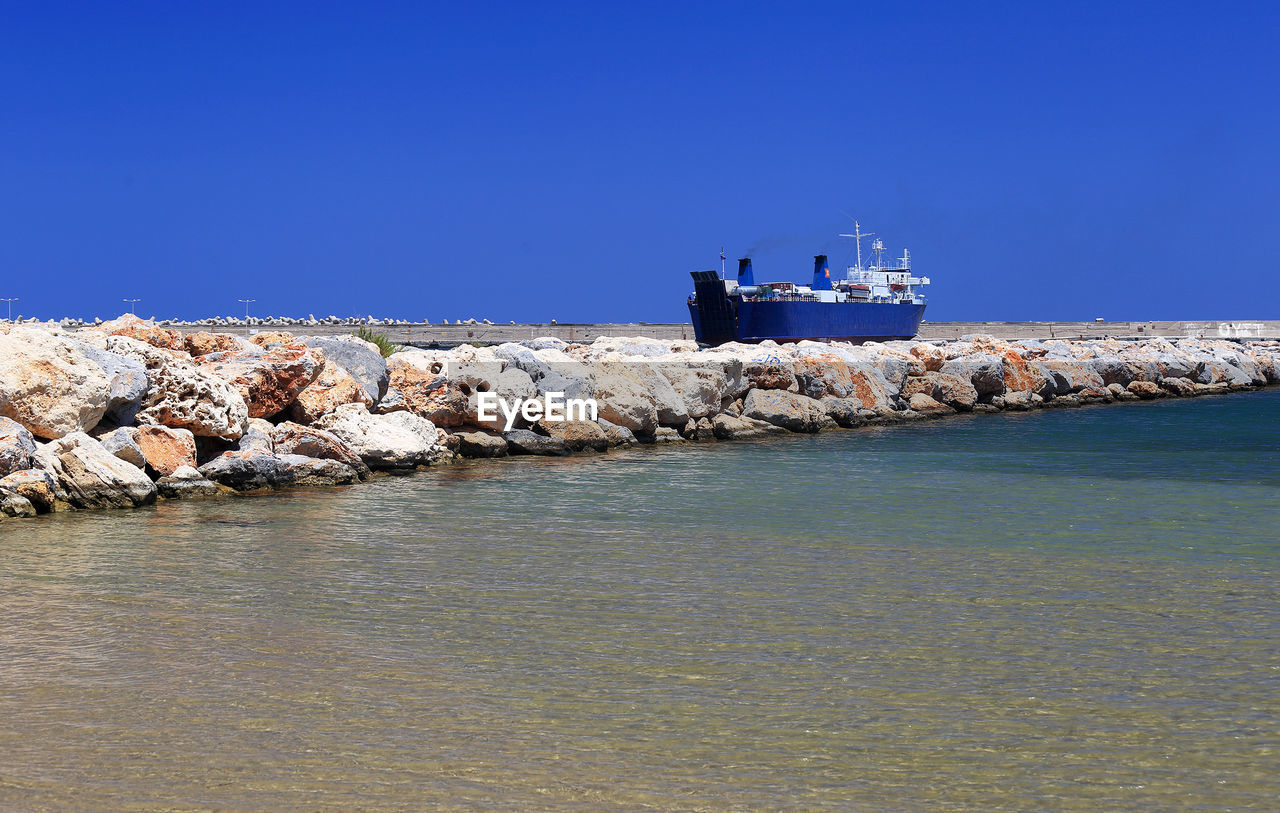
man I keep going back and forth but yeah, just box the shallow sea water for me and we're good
[1,391,1278,810]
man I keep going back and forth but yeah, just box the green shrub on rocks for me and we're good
[354,327,399,358]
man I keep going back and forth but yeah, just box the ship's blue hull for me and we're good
[688,295,926,345]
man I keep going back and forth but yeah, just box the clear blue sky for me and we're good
[2,1,1277,323]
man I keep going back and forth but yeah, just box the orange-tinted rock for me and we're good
[96,314,186,354]
[250,331,296,347]
[387,356,467,427]
[848,367,895,410]
[741,389,827,433]
[1002,350,1049,394]
[134,425,197,476]
[792,354,853,399]
[0,468,56,513]
[1160,377,1197,396]
[105,335,249,440]
[0,329,110,438]
[901,371,978,411]
[743,357,797,391]
[536,418,609,451]
[197,343,321,418]
[271,421,370,478]
[1127,380,1162,399]
[287,350,373,424]
[1039,359,1106,394]
[185,331,250,357]
[908,392,954,416]
[909,343,946,372]
[900,376,932,400]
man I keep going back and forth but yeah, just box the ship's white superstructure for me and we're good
[838,221,929,305]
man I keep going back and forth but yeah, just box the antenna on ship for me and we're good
[838,219,873,271]
[720,247,726,280]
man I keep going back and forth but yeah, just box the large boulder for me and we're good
[900,371,978,412]
[313,403,451,469]
[34,432,156,508]
[597,418,638,448]
[1127,380,1162,400]
[105,336,249,439]
[588,363,662,433]
[832,343,918,390]
[908,392,955,416]
[1000,350,1051,394]
[454,431,509,458]
[909,343,946,372]
[0,469,56,513]
[818,396,866,428]
[1090,356,1134,387]
[134,425,198,476]
[275,454,360,487]
[373,387,407,414]
[95,314,186,353]
[271,422,370,479]
[741,353,797,391]
[184,331,252,357]
[287,349,374,424]
[198,450,283,491]
[0,488,36,518]
[598,358,687,428]
[235,418,276,456]
[1247,347,1280,384]
[299,335,389,404]
[711,413,789,440]
[1038,359,1107,395]
[0,329,110,438]
[0,417,38,476]
[196,342,321,418]
[845,365,898,410]
[70,339,150,425]
[385,354,468,427]
[940,354,1005,397]
[791,350,855,399]
[537,418,609,452]
[465,367,539,431]
[741,389,827,433]
[249,331,296,347]
[156,465,225,499]
[656,354,741,419]
[95,426,147,468]
[1161,377,1198,396]
[503,429,570,456]
[491,344,595,402]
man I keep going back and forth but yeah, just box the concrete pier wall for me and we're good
[161,319,1280,346]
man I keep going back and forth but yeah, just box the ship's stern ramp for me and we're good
[688,270,738,346]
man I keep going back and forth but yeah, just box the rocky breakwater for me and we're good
[0,315,449,518]
[1,314,1278,522]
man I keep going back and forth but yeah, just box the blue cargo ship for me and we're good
[688,223,929,345]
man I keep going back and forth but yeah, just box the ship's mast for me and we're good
[838,221,874,271]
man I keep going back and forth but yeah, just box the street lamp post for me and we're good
[237,299,255,335]
[0,298,16,321]
[123,298,140,315]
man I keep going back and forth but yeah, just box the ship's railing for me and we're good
[739,294,823,303]
[844,270,924,285]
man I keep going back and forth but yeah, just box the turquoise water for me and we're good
[2,391,1278,810]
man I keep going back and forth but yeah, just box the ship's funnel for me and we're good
[812,254,833,291]
[737,257,755,287]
